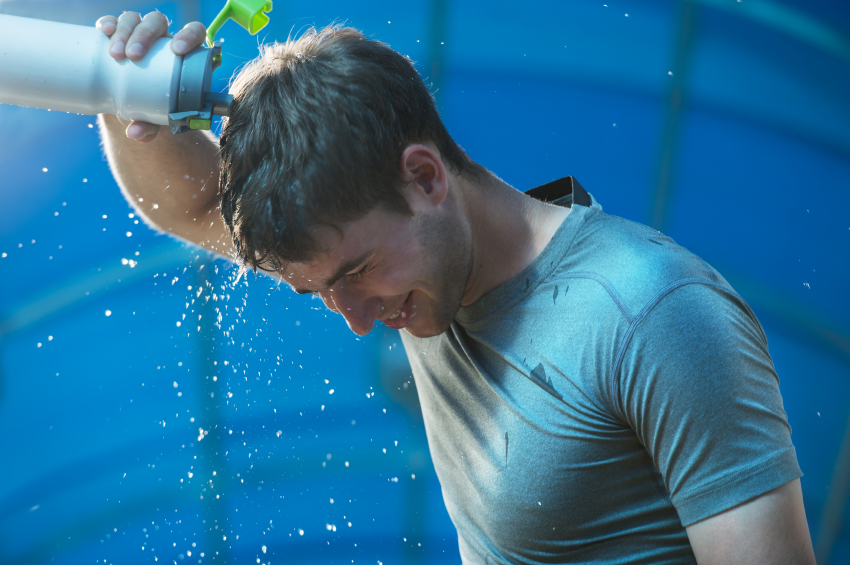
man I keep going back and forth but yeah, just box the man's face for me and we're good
[281,203,471,337]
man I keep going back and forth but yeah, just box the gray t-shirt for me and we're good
[401,180,801,564]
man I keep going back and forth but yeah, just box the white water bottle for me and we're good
[0,13,230,133]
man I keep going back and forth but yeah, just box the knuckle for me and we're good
[126,32,151,49]
[132,23,164,45]
[182,21,208,39]
[153,10,170,23]
[113,13,140,40]
[123,13,170,51]
[118,11,141,22]
[144,11,170,28]
[110,29,130,44]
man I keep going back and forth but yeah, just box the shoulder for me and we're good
[558,211,731,318]
[612,282,801,528]
[618,281,769,378]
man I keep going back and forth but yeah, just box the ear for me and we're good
[399,144,449,210]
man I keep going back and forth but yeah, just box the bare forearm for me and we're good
[98,113,234,257]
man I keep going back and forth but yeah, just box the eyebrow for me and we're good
[292,250,372,295]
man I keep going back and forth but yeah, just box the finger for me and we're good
[109,11,142,60]
[171,22,208,56]
[125,11,171,61]
[126,121,160,143]
[95,15,118,37]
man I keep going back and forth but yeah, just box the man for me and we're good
[96,11,816,564]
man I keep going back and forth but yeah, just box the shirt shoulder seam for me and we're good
[544,272,634,322]
[609,278,743,422]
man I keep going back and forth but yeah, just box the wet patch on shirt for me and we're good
[530,362,563,400]
[553,283,569,305]
[648,234,676,246]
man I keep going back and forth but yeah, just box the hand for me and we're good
[95,12,207,143]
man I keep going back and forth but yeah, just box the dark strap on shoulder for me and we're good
[524,176,591,207]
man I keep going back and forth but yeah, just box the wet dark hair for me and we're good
[218,25,484,272]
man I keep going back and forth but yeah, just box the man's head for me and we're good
[218,25,484,335]
[278,147,474,337]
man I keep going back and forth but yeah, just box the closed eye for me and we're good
[347,263,369,281]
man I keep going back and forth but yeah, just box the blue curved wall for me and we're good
[1,1,848,564]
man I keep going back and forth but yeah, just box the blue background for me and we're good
[0,1,848,564]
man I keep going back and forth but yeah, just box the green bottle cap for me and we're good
[207,0,273,46]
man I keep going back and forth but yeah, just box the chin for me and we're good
[402,325,443,339]
[400,307,457,339]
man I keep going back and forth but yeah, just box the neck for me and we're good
[454,171,571,306]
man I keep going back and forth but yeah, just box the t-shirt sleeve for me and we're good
[614,281,802,527]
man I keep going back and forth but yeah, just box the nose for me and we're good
[319,282,381,336]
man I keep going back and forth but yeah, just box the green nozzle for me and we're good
[206,0,273,47]
[189,118,212,130]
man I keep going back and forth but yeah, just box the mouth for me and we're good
[382,292,414,329]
